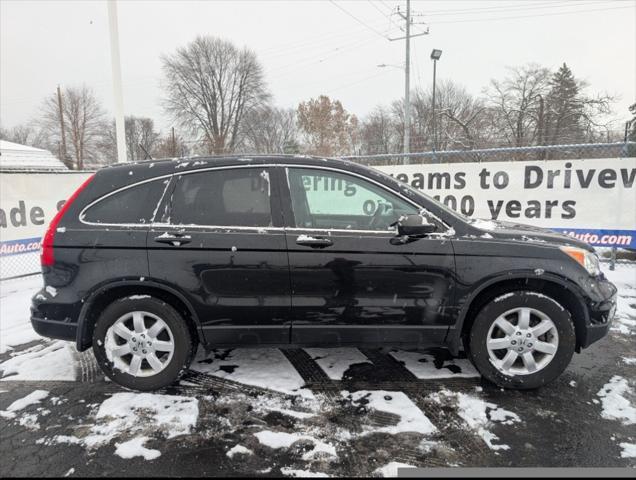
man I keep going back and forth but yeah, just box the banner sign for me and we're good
[0,172,92,256]
[1,158,635,256]
[377,158,636,249]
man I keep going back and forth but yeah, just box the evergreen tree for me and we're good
[544,63,585,144]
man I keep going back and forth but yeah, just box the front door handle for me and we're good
[296,235,333,248]
[154,232,192,246]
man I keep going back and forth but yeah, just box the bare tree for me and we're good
[101,116,161,162]
[153,128,190,159]
[38,85,108,169]
[161,35,269,155]
[360,106,397,155]
[484,64,551,147]
[390,81,492,152]
[240,106,298,154]
[0,123,47,149]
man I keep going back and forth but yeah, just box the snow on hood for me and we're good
[467,218,592,250]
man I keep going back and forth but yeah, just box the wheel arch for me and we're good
[448,272,589,354]
[76,279,203,352]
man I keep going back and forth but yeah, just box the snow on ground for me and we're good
[0,341,76,381]
[0,275,43,353]
[430,390,520,451]
[596,376,636,425]
[603,264,636,336]
[373,461,416,477]
[226,444,253,459]
[343,390,437,436]
[253,431,337,461]
[0,389,48,419]
[37,392,199,451]
[280,467,330,478]
[192,348,314,398]
[620,443,636,458]
[389,350,479,379]
[114,436,161,460]
[304,347,371,380]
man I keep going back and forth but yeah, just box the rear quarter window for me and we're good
[81,178,169,225]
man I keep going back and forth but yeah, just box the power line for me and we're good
[428,4,633,24]
[328,0,390,39]
[411,0,608,16]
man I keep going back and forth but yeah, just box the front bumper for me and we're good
[580,277,617,348]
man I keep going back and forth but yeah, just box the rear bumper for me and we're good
[30,288,81,344]
[30,314,78,342]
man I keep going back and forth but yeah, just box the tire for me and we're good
[92,296,194,391]
[469,290,576,390]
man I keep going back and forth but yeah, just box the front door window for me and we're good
[286,168,419,231]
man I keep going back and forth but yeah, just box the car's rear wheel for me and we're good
[469,290,576,389]
[93,296,193,391]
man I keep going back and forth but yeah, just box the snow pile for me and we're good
[237,392,320,420]
[226,444,253,458]
[39,392,198,450]
[280,467,329,478]
[596,376,636,425]
[389,350,479,379]
[0,275,43,353]
[115,436,161,460]
[253,430,337,461]
[603,264,636,336]
[304,348,371,380]
[373,461,416,477]
[431,390,520,451]
[0,389,49,419]
[344,390,437,436]
[193,348,313,398]
[0,341,76,381]
[620,442,636,458]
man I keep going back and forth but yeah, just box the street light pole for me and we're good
[107,0,127,164]
[430,49,442,155]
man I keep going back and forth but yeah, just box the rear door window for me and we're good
[82,178,169,225]
[170,168,272,227]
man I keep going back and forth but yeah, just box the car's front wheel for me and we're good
[469,290,576,389]
[93,296,194,391]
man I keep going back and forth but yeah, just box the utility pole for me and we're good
[107,0,127,163]
[390,1,429,164]
[56,85,70,169]
[403,0,410,162]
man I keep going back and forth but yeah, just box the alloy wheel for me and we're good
[104,311,175,377]
[486,306,559,376]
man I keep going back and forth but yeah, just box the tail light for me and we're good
[41,174,95,267]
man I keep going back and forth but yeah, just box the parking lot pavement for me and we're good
[1,265,635,477]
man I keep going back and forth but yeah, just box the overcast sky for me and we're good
[1,0,635,134]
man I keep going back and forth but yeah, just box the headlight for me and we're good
[560,246,601,276]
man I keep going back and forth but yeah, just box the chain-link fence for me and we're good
[341,141,636,166]
[0,252,41,280]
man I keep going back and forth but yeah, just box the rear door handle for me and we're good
[296,235,333,248]
[154,232,192,246]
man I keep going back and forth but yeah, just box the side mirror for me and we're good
[395,214,437,236]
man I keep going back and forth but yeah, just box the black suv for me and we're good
[31,155,617,391]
